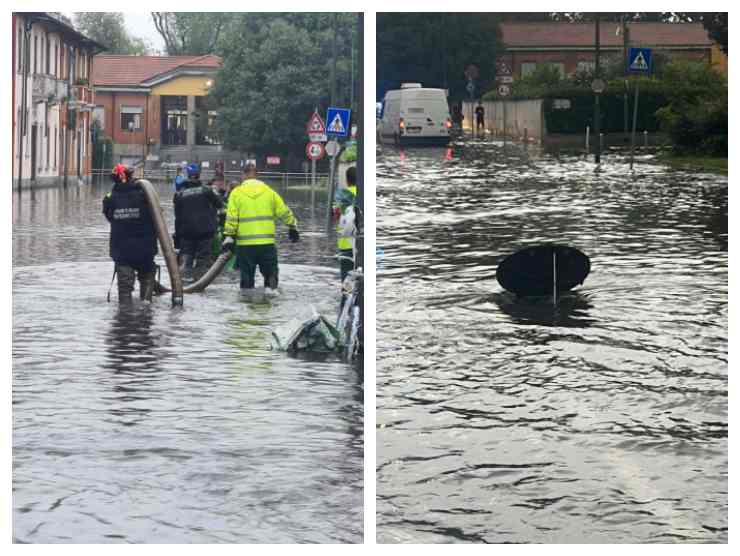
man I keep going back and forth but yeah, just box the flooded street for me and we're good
[376,138,727,543]
[12,179,363,543]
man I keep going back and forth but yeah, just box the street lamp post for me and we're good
[593,14,601,165]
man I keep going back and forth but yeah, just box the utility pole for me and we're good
[355,12,363,274]
[350,33,354,111]
[593,14,601,165]
[331,13,338,106]
[623,14,630,135]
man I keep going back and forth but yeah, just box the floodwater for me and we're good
[12,178,363,543]
[376,138,727,543]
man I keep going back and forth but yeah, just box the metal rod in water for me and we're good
[553,251,557,307]
[630,80,640,171]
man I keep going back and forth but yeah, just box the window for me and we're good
[520,62,537,78]
[33,35,38,74]
[54,44,58,77]
[46,33,50,74]
[93,106,105,131]
[53,127,57,169]
[120,106,143,131]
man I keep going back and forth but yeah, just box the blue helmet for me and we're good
[186,163,200,177]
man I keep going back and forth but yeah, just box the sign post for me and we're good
[464,65,479,137]
[306,108,326,194]
[325,107,351,232]
[496,60,512,145]
[306,141,325,209]
[627,47,652,170]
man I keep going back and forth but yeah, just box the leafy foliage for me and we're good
[655,61,727,154]
[377,13,503,101]
[209,13,358,155]
[73,12,150,55]
[151,12,232,56]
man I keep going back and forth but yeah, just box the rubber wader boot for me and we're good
[116,264,135,303]
[139,271,156,302]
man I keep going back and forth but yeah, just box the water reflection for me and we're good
[13,179,362,543]
[103,305,162,427]
[376,140,727,543]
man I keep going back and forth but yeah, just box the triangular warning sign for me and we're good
[630,51,648,71]
[328,113,345,134]
[307,112,325,134]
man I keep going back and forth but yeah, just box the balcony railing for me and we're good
[72,85,94,106]
[31,74,69,104]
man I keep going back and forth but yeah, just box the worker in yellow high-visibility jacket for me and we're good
[221,163,299,291]
[333,166,358,282]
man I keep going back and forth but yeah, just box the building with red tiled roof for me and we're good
[13,12,105,188]
[499,22,713,80]
[91,54,223,167]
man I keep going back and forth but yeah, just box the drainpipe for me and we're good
[64,45,76,188]
[17,18,33,192]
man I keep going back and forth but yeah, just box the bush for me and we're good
[655,61,727,155]
[481,59,727,151]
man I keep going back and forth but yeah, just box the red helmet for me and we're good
[111,163,134,183]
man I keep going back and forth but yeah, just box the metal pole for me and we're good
[326,153,337,232]
[503,99,507,149]
[630,80,640,171]
[585,125,590,154]
[623,16,629,135]
[331,13,338,106]
[594,14,601,165]
[553,251,557,307]
[350,33,355,111]
[311,158,316,208]
[355,12,364,273]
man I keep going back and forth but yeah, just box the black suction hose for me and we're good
[155,251,233,294]
[138,179,184,306]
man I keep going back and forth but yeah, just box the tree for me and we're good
[209,13,357,156]
[73,12,150,55]
[151,12,232,55]
[377,13,503,101]
[655,60,727,154]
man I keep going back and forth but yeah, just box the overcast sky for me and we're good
[66,11,166,53]
[123,12,165,53]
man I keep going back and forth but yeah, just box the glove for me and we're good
[221,236,235,253]
[172,234,181,250]
[288,227,300,243]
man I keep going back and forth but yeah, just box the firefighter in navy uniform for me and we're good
[173,163,224,281]
[103,164,158,303]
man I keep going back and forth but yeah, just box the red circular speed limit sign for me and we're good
[306,141,325,161]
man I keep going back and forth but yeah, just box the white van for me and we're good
[378,83,452,146]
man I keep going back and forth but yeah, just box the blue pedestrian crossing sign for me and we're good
[326,107,351,138]
[628,47,652,74]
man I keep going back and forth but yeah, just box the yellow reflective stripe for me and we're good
[236,216,274,223]
[237,234,274,241]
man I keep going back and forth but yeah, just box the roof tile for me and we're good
[501,22,712,49]
[92,54,222,87]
